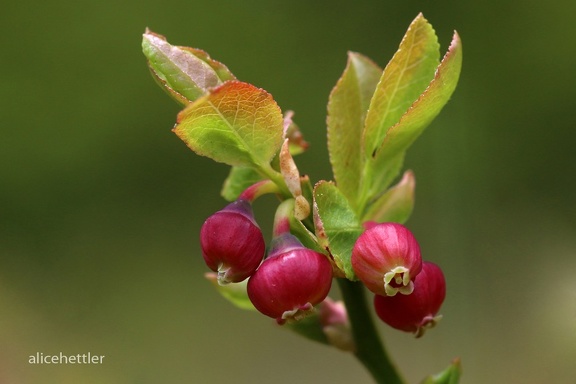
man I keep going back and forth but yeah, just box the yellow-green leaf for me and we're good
[173,81,284,168]
[363,13,440,159]
[362,170,415,224]
[421,358,462,384]
[142,29,235,105]
[372,31,463,177]
[327,52,382,209]
[205,273,256,311]
[220,166,264,201]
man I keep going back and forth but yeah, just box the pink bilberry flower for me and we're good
[373,261,446,338]
[352,222,422,296]
[200,199,265,285]
[247,233,333,324]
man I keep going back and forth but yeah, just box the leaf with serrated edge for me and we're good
[181,46,235,84]
[362,170,415,224]
[327,52,382,209]
[372,31,462,177]
[363,13,440,159]
[173,81,284,168]
[313,181,363,280]
[142,29,235,104]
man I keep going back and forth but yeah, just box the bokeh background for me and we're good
[2,0,575,383]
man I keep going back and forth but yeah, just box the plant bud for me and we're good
[247,233,333,324]
[200,199,265,285]
[373,261,446,338]
[351,222,422,296]
[319,298,355,352]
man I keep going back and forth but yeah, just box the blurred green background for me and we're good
[1,0,575,383]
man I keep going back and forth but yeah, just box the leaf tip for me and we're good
[438,30,463,75]
[403,169,415,186]
[449,30,462,52]
[142,28,165,42]
[412,12,429,25]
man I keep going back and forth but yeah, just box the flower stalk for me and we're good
[337,278,405,384]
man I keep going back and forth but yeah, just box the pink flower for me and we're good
[373,261,446,337]
[352,222,422,296]
[247,233,332,324]
[200,199,265,285]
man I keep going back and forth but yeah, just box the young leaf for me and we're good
[313,181,363,280]
[357,23,462,212]
[421,358,462,384]
[327,52,381,209]
[362,169,415,224]
[371,31,463,185]
[221,166,264,201]
[174,81,284,168]
[362,152,405,212]
[363,13,440,159]
[288,215,326,255]
[142,29,235,105]
[205,273,256,311]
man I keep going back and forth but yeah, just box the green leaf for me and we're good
[221,166,264,201]
[289,215,325,255]
[362,169,415,224]
[313,181,363,280]
[421,358,462,384]
[173,81,284,168]
[370,30,462,190]
[357,21,462,211]
[327,52,382,209]
[363,13,440,159]
[364,153,405,208]
[205,273,256,311]
[142,29,235,105]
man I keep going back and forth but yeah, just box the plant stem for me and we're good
[258,163,292,198]
[272,199,294,237]
[337,278,405,384]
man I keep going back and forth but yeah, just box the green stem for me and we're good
[337,278,405,384]
[258,163,292,198]
[239,179,280,202]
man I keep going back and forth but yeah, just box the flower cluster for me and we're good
[201,195,445,337]
[200,198,333,325]
[352,222,446,337]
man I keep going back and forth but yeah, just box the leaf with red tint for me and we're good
[173,81,284,168]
